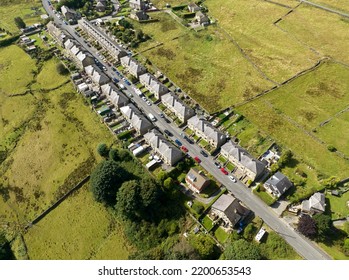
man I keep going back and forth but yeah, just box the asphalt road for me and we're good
[42,0,332,260]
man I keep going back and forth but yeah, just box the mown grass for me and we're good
[150,0,187,8]
[0,0,44,33]
[237,61,349,179]
[205,0,320,83]
[310,0,349,13]
[326,191,349,220]
[278,4,349,64]
[24,187,132,260]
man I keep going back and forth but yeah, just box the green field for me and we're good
[310,0,349,13]
[0,45,129,259]
[0,0,45,33]
[326,191,349,220]
[24,187,132,260]
[136,14,273,112]
[278,4,349,65]
[205,0,321,83]
[238,61,349,180]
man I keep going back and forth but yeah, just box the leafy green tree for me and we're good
[298,214,317,238]
[97,143,109,158]
[0,232,14,260]
[139,178,161,211]
[109,148,119,161]
[116,180,141,220]
[343,238,349,256]
[118,149,132,161]
[313,214,332,239]
[243,223,257,241]
[190,234,217,259]
[223,239,262,260]
[14,17,26,29]
[56,62,69,75]
[90,160,123,205]
[157,170,168,183]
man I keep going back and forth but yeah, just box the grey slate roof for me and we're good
[84,64,109,85]
[161,92,195,121]
[188,115,226,147]
[101,83,128,108]
[301,192,326,213]
[120,104,153,135]
[265,171,292,196]
[139,73,168,96]
[221,140,266,177]
[144,129,183,166]
[212,194,247,226]
[120,56,147,77]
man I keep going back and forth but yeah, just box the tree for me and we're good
[116,180,141,220]
[118,149,132,161]
[243,223,257,241]
[190,234,217,259]
[278,149,293,168]
[97,143,109,158]
[56,62,69,75]
[90,160,123,205]
[222,239,262,260]
[0,232,14,260]
[139,178,161,210]
[343,238,349,256]
[313,214,332,239]
[297,214,317,238]
[157,170,168,183]
[14,17,26,29]
[109,148,119,161]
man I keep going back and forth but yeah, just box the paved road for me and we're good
[42,0,332,260]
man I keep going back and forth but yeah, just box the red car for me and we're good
[181,146,188,153]
[194,156,201,163]
[220,167,228,175]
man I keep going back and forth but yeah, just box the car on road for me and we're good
[112,77,119,83]
[214,162,221,168]
[220,167,228,175]
[112,67,117,71]
[158,113,164,118]
[200,150,208,157]
[164,118,171,123]
[127,92,133,98]
[175,139,182,147]
[142,96,147,102]
[124,79,131,86]
[146,100,152,106]
[164,129,172,137]
[184,135,193,144]
[228,175,237,182]
[181,146,188,153]
[194,156,201,163]
[180,132,185,137]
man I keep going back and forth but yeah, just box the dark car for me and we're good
[175,139,182,147]
[200,150,208,157]
[164,129,172,137]
[164,118,171,124]
[214,162,221,168]
[184,135,193,144]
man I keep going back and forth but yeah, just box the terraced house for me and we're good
[139,73,169,100]
[120,104,153,135]
[144,129,184,166]
[187,115,226,148]
[64,39,94,69]
[120,56,147,78]
[220,140,266,183]
[161,92,195,124]
[101,83,129,109]
[78,18,128,61]
[84,64,110,85]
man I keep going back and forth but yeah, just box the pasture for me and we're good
[237,61,349,180]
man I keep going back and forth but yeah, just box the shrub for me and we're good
[327,145,337,152]
[192,204,204,215]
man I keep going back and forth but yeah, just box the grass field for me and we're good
[238,61,349,180]
[278,4,349,65]
[310,0,349,13]
[326,191,349,220]
[0,0,44,33]
[0,46,125,258]
[24,187,132,260]
[137,20,273,112]
[205,0,320,83]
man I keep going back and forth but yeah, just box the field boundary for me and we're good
[25,176,90,230]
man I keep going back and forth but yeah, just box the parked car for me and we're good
[146,100,152,106]
[214,162,221,168]
[200,150,208,157]
[164,129,172,137]
[181,146,188,153]
[112,77,119,83]
[125,79,131,86]
[194,156,201,163]
[220,167,228,175]
[142,96,147,102]
[164,118,171,123]
[228,175,237,182]
[184,135,193,144]
[175,139,182,147]
[158,113,164,118]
